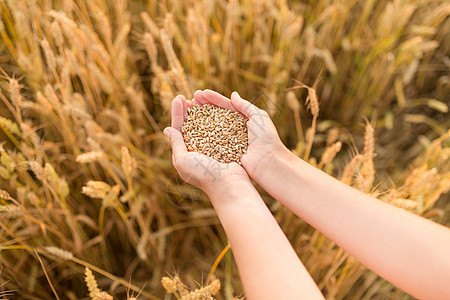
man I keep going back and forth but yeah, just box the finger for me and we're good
[191,99,202,106]
[193,90,208,105]
[231,91,263,118]
[171,96,185,131]
[177,94,188,120]
[164,127,187,156]
[202,89,237,111]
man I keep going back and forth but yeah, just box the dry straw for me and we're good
[0,0,448,298]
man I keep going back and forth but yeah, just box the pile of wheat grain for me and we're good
[181,104,248,164]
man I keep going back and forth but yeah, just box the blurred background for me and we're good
[0,0,448,299]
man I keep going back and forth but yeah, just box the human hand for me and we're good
[164,95,250,195]
[192,90,288,181]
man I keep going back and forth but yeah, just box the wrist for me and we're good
[252,145,295,183]
[204,176,260,209]
[202,172,249,195]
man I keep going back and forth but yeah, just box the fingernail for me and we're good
[163,128,171,138]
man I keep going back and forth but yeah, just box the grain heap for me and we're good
[181,104,248,164]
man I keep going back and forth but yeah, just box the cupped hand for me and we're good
[192,89,287,180]
[164,95,249,195]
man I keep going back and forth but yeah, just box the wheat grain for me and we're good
[182,280,220,300]
[174,275,188,297]
[357,160,375,193]
[363,123,375,160]
[44,163,59,186]
[0,151,15,173]
[182,291,214,300]
[87,63,113,94]
[203,279,220,296]
[136,235,148,260]
[88,2,112,43]
[341,154,364,185]
[286,91,300,111]
[51,21,65,49]
[143,32,158,64]
[161,277,177,294]
[17,54,34,73]
[76,151,105,163]
[0,166,10,180]
[0,116,21,136]
[49,10,85,48]
[121,146,132,176]
[390,198,419,211]
[320,141,342,166]
[182,104,248,164]
[160,29,183,74]
[63,104,91,120]
[85,267,101,299]
[141,12,160,37]
[0,205,22,217]
[0,0,448,298]
[44,246,74,260]
[0,189,12,201]
[82,181,111,199]
[164,13,175,41]
[9,78,23,108]
[28,161,45,181]
[93,291,113,300]
[326,128,339,145]
[20,122,41,146]
[41,39,56,71]
[44,84,60,105]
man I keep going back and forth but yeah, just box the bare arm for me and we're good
[195,89,450,300]
[164,95,324,300]
[204,178,324,300]
[254,147,450,300]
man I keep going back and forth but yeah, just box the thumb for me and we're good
[231,91,262,118]
[164,127,187,155]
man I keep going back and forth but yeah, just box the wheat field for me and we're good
[0,0,449,299]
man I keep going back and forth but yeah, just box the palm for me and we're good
[176,150,247,190]
[166,94,248,191]
[193,90,283,177]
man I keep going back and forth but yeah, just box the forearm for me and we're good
[205,180,324,300]
[254,148,450,299]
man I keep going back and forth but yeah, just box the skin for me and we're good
[164,95,324,299]
[164,91,450,300]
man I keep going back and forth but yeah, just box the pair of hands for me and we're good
[163,89,285,194]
